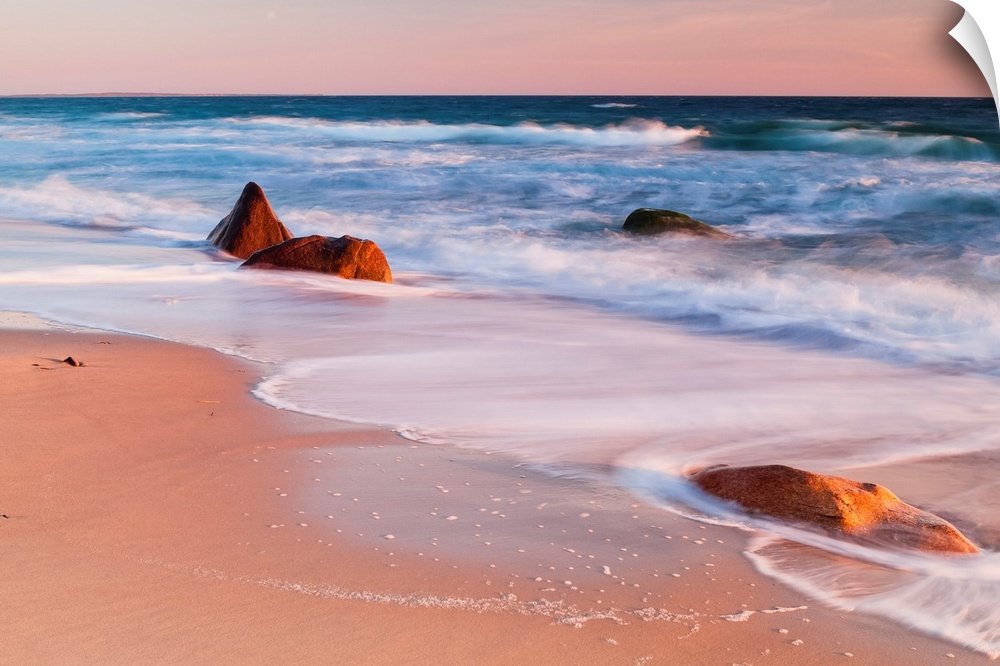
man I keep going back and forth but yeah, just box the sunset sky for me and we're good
[0,0,990,96]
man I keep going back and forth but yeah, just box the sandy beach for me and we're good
[0,321,989,664]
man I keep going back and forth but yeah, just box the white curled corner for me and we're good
[949,0,999,123]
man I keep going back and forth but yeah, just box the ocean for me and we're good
[1,95,999,655]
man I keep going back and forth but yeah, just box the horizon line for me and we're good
[0,92,993,100]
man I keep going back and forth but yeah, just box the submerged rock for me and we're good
[241,235,392,283]
[622,208,728,238]
[689,464,979,555]
[207,182,294,259]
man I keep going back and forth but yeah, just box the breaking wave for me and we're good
[707,120,999,162]
[225,117,708,148]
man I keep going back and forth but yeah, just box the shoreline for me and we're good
[0,323,989,663]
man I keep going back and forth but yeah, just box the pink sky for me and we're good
[0,0,990,96]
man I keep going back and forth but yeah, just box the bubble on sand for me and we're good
[721,610,754,622]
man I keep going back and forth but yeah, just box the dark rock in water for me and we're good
[623,208,729,238]
[241,235,392,283]
[207,182,294,259]
[689,464,979,555]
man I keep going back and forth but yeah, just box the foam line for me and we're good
[134,553,807,631]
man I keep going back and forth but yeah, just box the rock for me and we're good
[62,357,81,367]
[207,182,294,259]
[622,208,728,238]
[689,464,979,555]
[241,235,392,283]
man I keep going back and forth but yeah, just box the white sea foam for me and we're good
[346,219,1000,368]
[747,536,1000,659]
[226,116,707,148]
[249,288,1000,468]
[142,552,800,631]
[94,112,168,121]
[817,176,882,191]
[0,263,232,286]
[0,175,212,235]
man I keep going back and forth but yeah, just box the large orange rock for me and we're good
[241,235,392,283]
[690,464,978,555]
[207,182,294,259]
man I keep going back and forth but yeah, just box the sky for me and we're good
[0,0,990,96]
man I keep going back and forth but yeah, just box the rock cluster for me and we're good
[207,185,727,281]
[206,183,391,284]
[689,464,979,555]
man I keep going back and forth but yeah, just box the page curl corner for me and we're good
[948,1,999,125]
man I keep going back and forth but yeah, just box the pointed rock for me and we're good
[207,182,294,259]
[623,208,729,238]
[690,464,978,555]
[241,235,392,283]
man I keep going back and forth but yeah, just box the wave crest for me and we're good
[226,116,707,148]
[708,122,998,162]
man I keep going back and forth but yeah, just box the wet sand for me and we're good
[0,323,989,664]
